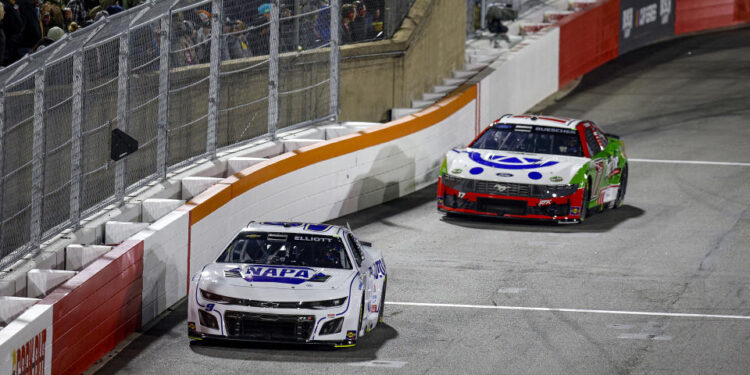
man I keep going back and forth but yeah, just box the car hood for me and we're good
[198,263,357,300]
[445,148,588,184]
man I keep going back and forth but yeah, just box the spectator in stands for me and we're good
[66,0,88,27]
[31,25,64,52]
[299,0,318,49]
[172,20,197,66]
[0,4,5,66]
[279,4,296,52]
[250,3,271,55]
[1,0,23,65]
[351,1,373,42]
[313,2,330,46]
[67,20,80,32]
[42,0,66,33]
[340,3,355,44]
[194,9,211,63]
[17,0,42,57]
[105,0,122,15]
[63,7,72,28]
[229,19,252,58]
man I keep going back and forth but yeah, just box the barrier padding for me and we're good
[40,240,143,375]
[675,0,750,34]
[558,0,620,87]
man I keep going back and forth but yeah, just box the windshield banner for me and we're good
[619,0,675,55]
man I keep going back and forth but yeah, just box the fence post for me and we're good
[293,0,301,48]
[115,32,130,202]
[268,0,280,138]
[0,89,5,247]
[157,16,170,179]
[70,52,83,229]
[30,70,45,246]
[207,0,222,158]
[480,0,486,30]
[330,0,340,120]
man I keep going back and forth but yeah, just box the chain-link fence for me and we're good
[0,0,418,269]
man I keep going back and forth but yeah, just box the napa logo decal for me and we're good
[463,151,559,170]
[243,265,317,284]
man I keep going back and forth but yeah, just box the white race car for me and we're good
[187,221,387,347]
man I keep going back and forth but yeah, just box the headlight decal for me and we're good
[313,273,359,339]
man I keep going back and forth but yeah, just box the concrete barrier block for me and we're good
[279,128,324,140]
[104,222,149,245]
[0,276,15,297]
[181,176,223,200]
[282,139,322,153]
[26,269,77,298]
[142,199,186,223]
[65,245,113,271]
[240,141,284,159]
[227,157,268,175]
[0,296,40,324]
[321,125,356,139]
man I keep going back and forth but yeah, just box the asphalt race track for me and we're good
[97,28,750,374]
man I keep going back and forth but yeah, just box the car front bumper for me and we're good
[437,176,585,222]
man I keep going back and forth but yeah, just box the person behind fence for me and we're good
[0,4,5,65]
[31,25,63,52]
[250,3,270,56]
[351,1,373,42]
[1,0,23,65]
[340,3,355,44]
[105,0,121,15]
[221,17,251,60]
[172,20,197,66]
[17,0,42,57]
[313,1,329,47]
[66,0,87,27]
[42,0,66,33]
[194,9,211,63]
[230,19,252,59]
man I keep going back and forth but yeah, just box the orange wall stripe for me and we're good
[186,84,477,225]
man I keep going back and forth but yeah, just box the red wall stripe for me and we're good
[675,0,738,34]
[558,0,621,88]
[40,240,143,375]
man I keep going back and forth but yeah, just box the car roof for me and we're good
[240,221,346,236]
[493,114,583,130]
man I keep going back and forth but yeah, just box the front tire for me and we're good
[378,277,387,324]
[614,165,628,208]
[579,183,590,222]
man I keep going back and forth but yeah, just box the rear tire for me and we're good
[614,165,628,208]
[378,277,387,324]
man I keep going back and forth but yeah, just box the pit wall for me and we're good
[1,1,748,374]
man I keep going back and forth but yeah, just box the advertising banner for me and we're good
[620,0,675,54]
[0,305,53,375]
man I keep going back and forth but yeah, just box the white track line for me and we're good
[630,158,750,167]
[386,301,750,321]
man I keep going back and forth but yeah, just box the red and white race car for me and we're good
[437,114,628,223]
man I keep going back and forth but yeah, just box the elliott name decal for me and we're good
[12,329,46,375]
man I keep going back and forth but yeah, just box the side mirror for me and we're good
[359,241,372,247]
[605,133,620,140]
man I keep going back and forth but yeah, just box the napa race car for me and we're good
[437,114,628,223]
[188,222,387,347]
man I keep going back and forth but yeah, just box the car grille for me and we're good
[224,311,315,341]
[442,175,575,198]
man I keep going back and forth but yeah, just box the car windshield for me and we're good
[470,124,583,157]
[216,232,352,269]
